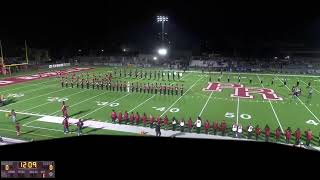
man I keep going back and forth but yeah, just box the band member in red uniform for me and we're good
[188,118,193,133]
[124,111,129,124]
[15,122,21,136]
[142,113,147,127]
[204,120,210,134]
[220,120,227,136]
[62,116,69,134]
[213,121,219,135]
[163,115,169,130]
[118,111,123,124]
[275,127,281,142]
[150,114,155,128]
[61,101,68,117]
[157,116,162,126]
[135,112,140,125]
[130,112,135,125]
[285,127,292,144]
[295,128,301,145]
[255,125,261,140]
[265,125,270,142]
[111,110,117,123]
[305,128,313,146]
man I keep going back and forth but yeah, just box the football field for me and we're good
[0,66,320,146]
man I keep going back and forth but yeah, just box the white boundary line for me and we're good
[21,89,90,112]
[236,97,240,124]
[128,94,156,113]
[257,75,284,133]
[2,88,69,107]
[78,93,131,119]
[0,78,58,93]
[275,75,320,123]
[298,78,320,95]
[160,75,204,117]
[0,109,44,117]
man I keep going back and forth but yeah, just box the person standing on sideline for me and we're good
[10,109,16,123]
[275,127,281,143]
[232,122,238,138]
[285,127,292,144]
[213,121,219,135]
[305,129,313,146]
[188,118,193,133]
[180,118,185,132]
[255,125,261,141]
[155,121,161,137]
[220,120,227,136]
[15,122,21,136]
[150,115,155,129]
[172,117,177,131]
[237,124,243,138]
[195,117,202,134]
[76,119,84,136]
[247,124,253,139]
[204,120,210,134]
[265,125,270,142]
[111,110,117,123]
[62,116,69,135]
[163,115,169,130]
[294,128,301,145]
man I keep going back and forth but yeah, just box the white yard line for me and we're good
[21,89,90,112]
[199,91,214,117]
[160,75,204,117]
[298,79,320,94]
[78,93,131,119]
[257,75,284,133]
[275,75,320,123]
[0,78,58,94]
[128,94,156,113]
[2,88,68,107]
[236,97,240,124]
[0,109,44,117]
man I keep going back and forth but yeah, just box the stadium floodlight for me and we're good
[153,56,158,60]
[101,49,104,52]
[158,48,167,56]
[123,48,127,52]
[274,57,278,60]
[78,49,82,52]
[156,15,168,42]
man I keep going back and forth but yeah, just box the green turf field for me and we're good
[0,66,320,146]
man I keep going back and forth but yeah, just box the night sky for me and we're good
[1,1,319,57]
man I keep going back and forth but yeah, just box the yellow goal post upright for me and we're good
[0,40,29,76]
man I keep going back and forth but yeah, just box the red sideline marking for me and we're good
[0,67,93,87]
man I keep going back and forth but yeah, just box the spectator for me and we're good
[164,115,169,130]
[76,119,84,136]
[149,115,155,129]
[15,122,21,136]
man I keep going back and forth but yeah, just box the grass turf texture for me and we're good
[0,67,320,146]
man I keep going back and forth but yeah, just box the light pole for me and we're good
[156,16,168,44]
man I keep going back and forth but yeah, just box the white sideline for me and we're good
[257,75,284,133]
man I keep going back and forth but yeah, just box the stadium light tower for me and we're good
[156,15,168,43]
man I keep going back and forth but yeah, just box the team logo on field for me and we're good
[203,83,283,101]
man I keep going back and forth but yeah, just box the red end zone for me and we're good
[0,67,93,87]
